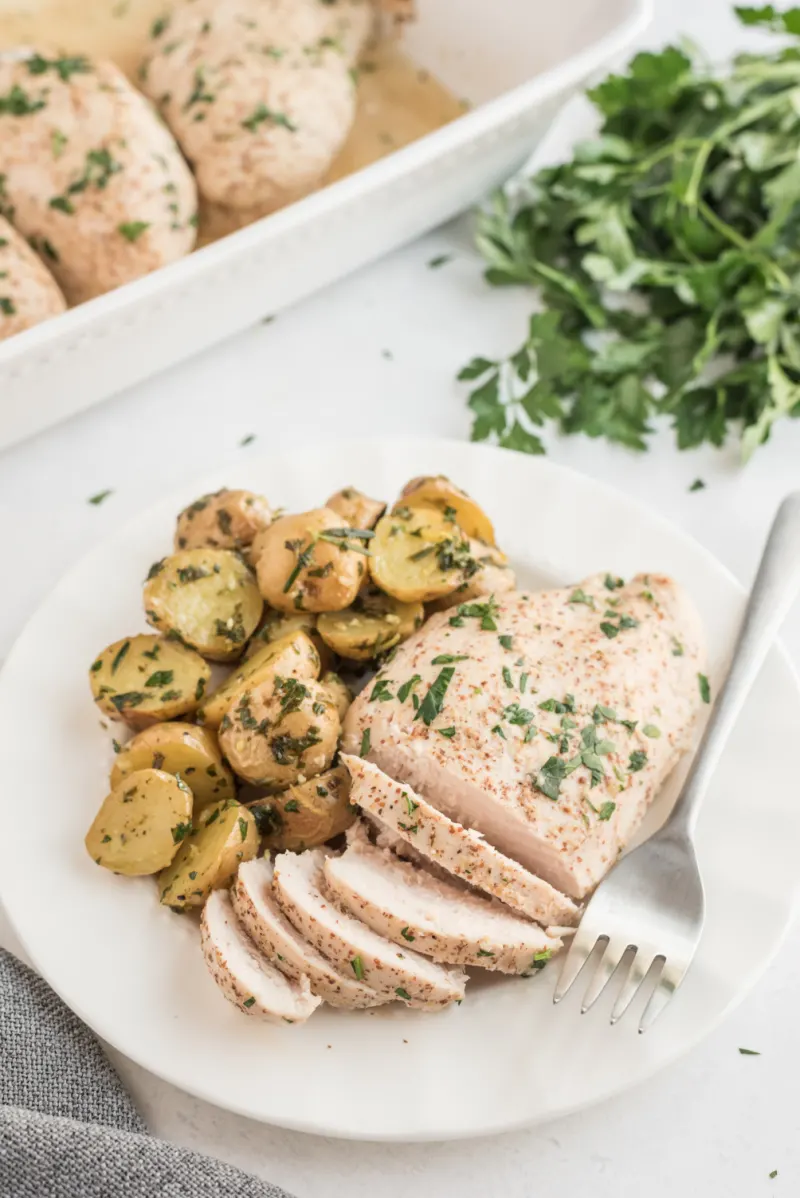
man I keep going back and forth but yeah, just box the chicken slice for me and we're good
[324,841,560,973]
[272,849,466,1009]
[342,755,579,926]
[201,888,320,1023]
[342,575,706,898]
[233,857,386,1009]
[0,215,66,340]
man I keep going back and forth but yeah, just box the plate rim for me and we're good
[1,435,798,1142]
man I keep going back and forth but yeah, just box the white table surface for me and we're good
[1,1,797,1193]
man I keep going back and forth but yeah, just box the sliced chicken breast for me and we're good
[0,51,196,304]
[343,756,579,926]
[324,841,560,973]
[201,888,320,1023]
[273,849,466,1009]
[0,215,66,340]
[233,857,386,1009]
[342,575,706,898]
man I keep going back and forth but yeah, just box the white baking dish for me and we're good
[0,0,651,451]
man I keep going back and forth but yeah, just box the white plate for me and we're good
[0,438,798,1142]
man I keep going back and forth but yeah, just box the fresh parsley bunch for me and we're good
[460,6,800,460]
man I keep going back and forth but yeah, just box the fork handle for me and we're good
[669,491,800,835]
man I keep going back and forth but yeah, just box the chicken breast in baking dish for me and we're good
[0,214,66,340]
[0,50,197,304]
[342,574,706,899]
[140,0,356,215]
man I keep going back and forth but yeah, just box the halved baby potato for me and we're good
[254,508,367,613]
[320,671,352,721]
[219,677,340,787]
[198,629,320,730]
[110,723,235,808]
[90,634,211,728]
[158,799,259,910]
[369,507,479,603]
[317,584,424,661]
[85,768,193,877]
[397,475,496,545]
[174,488,273,553]
[247,766,355,853]
[325,487,386,531]
[244,609,333,672]
[143,548,263,661]
[427,540,517,612]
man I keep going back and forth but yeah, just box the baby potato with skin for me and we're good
[219,676,340,787]
[158,798,259,910]
[248,765,355,853]
[198,628,320,729]
[245,609,333,671]
[143,548,263,661]
[320,671,352,722]
[0,51,196,305]
[398,476,496,545]
[175,489,273,553]
[89,634,211,728]
[0,215,66,341]
[256,508,366,613]
[325,487,385,531]
[110,722,235,808]
[85,769,193,876]
[427,540,517,612]
[317,584,424,661]
[369,507,479,603]
[140,0,356,216]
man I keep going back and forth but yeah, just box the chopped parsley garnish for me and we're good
[397,675,422,702]
[438,726,457,737]
[628,750,647,771]
[238,817,248,841]
[533,755,568,800]
[171,821,192,844]
[414,667,455,726]
[183,67,215,111]
[395,987,412,1000]
[88,489,113,505]
[195,677,205,701]
[110,640,130,674]
[672,638,684,657]
[283,539,316,592]
[689,478,706,492]
[360,728,371,755]
[0,84,46,116]
[145,669,173,688]
[604,575,624,591]
[400,927,415,942]
[27,53,91,81]
[597,801,616,821]
[538,694,575,714]
[502,666,513,688]
[642,724,661,738]
[738,1047,760,1055]
[519,672,529,693]
[118,221,150,242]
[431,654,469,664]
[283,799,300,813]
[370,679,394,702]
[350,956,365,980]
[449,595,500,631]
[110,692,145,712]
[492,724,507,738]
[698,673,711,704]
[242,104,297,132]
[404,793,419,817]
[243,996,256,1008]
[529,949,552,971]
[476,948,494,958]
[503,702,534,727]
[568,588,595,608]
[498,634,513,649]
[427,254,452,269]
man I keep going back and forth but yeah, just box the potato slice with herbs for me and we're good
[247,766,355,853]
[245,609,333,672]
[90,635,211,729]
[255,508,367,613]
[427,540,516,612]
[143,548,263,661]
[158,799,258,910]
[317,584,424,661]
[369,507,479,603]
[110,723,235,808]
[325,487,386,531]
[320,671,352,721]
[198,629,320,730]
[85,769,193,877]
[398,475,496,545]
[219,677,340,787]
[174,488,273,552]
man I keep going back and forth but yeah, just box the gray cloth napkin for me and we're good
[0,948,294,1198]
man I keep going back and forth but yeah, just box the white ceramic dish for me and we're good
[0,437,798,1141]
[0,0,651,452]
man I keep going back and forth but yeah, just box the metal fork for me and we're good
[553,492,800,1032]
